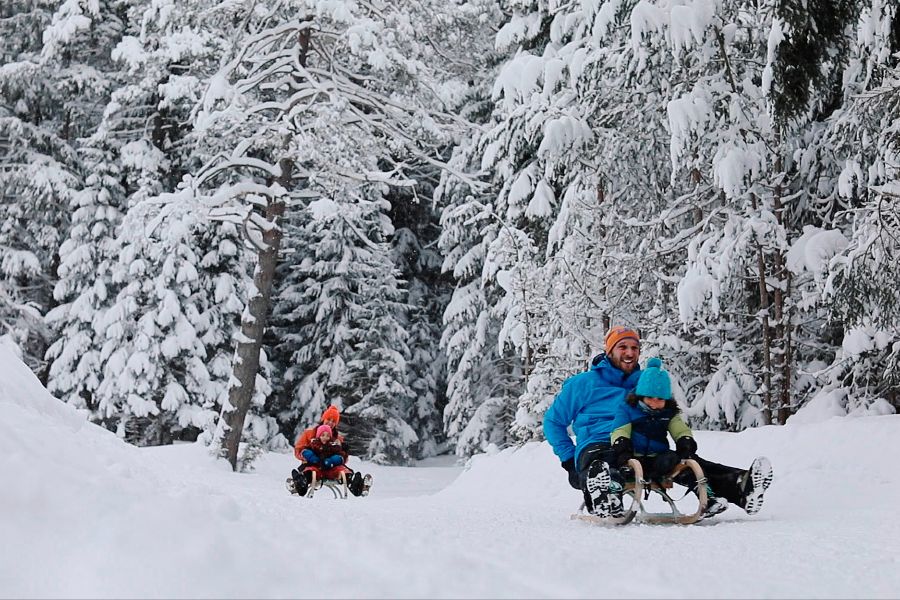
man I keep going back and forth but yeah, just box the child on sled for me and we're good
[288,406,372,498]
[605,357,730,518]
[289,425,351,495]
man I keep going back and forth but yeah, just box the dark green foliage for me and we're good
[770,0,859,125]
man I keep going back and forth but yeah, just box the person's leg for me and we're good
[645,451,679,479]
[690,456,747,505]
[577,443,623,517]
[666,455,729,518]
[576,443,618,489]
[348,469,365,496]
[688,455,772,514]
[292,467,315,496]
[323,465,351,481]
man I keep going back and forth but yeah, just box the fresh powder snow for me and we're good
[2,344,899,599]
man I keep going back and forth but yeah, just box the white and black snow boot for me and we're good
[585,461,615,517]
[701,493,729,519]
[739,457,773,515]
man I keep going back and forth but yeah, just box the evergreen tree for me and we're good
[818,1,900,412]
[46,0,273,448]
[45,142,124,416]
[0,0,122,375]
[194,0,485,464]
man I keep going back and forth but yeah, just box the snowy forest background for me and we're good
[2,0,898,467]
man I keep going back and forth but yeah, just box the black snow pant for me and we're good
[576,442,748,505]
[673,456,747,505]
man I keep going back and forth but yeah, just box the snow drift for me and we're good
[2,345,900,599]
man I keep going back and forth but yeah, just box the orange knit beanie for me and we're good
[605,326,640,354]
[322,405,341,424]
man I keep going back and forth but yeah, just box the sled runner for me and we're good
[285,472,349,499]
[571,458,708,525]
[306,470,350,499]
[285,472,373,499]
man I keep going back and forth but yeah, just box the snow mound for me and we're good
[4,345,900,599]
[443,413,900,517]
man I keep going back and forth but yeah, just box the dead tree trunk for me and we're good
[751,193,774,425]
[772,153,793,424]
[220,158,292,470]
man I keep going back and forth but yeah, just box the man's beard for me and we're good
[609,355,638,374]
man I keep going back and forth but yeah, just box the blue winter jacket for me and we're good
[543,355,643,465]
[609,402,692,456]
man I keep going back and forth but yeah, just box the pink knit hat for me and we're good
[316,425,333,438]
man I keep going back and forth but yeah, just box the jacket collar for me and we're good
[591,354,642,388]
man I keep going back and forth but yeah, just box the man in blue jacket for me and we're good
[543,326,642,517]
[544,326,773,519]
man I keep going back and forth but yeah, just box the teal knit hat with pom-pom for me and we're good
[635,357,672,400]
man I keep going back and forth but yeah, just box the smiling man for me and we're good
[544,326,773,520]
[543,326,644,517]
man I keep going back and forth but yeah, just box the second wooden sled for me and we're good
[571,458,708,525]
[305,470,351,499]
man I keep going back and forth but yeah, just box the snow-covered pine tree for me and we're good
[0,0,121,375]
[195,0,484,465]
[89,185,254,446]
[440,0,687,450]
[44,0,279,449]
[650,0,856,427]
[384,191,452,458]
[816,0,900,414]
[439,1,563,455]
[45,141,124,416]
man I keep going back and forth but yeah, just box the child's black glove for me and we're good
[612,437,633,469]
[675,436,697,460]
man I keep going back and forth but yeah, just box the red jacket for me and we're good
[294,424,346,461]
[307,438,348,463]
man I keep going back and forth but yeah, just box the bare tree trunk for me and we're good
[751,193,774,425]
[772,152,793,424]
[780,269,793,424]
[220,158,293,470]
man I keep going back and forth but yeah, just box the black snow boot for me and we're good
[349,472,364,496]
[292,469,310,496]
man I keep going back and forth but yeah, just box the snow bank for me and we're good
[3,346,900,599]
[445,414,900,517]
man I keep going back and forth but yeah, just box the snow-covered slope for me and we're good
[2,344,898,599]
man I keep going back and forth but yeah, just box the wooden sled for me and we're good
[286,471,350,499]
[305,470,350,499]
[571,458,708,526]
[286,472,372,499]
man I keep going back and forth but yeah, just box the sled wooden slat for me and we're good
[571,458,708,526]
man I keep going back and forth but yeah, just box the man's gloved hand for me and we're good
[561,458,579,489]
[301,449,319,464]
[612,437,634,469]
[676,436,698,460]
[323,455,343,469]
